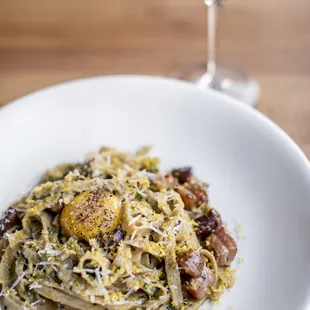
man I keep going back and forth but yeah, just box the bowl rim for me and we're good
[1,74,309,175]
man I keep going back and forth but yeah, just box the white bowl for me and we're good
[0,76,309,310]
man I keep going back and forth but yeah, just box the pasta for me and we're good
[0,146,237,310]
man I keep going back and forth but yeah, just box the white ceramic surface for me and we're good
[0,76,309,310]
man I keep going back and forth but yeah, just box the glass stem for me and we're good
[205,1,217,81]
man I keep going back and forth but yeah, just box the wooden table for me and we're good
[1,0,310,157]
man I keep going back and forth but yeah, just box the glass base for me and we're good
[174,62,260,107]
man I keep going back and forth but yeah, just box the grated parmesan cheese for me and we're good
[31,299,44,306]
[29,282,42,290]
[38,248,61,256]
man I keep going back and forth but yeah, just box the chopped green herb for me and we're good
[136,193,143,201]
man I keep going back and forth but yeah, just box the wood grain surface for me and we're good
[0,0,310,157]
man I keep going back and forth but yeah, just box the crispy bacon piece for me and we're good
[175,182,208,210]
[195,209,222,239]
[178,250,206,278]
[206,226,237,266]
[172,167,192,184]
[0,207,22,237]
[183,266,216,300]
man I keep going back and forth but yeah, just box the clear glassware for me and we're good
[175,0,260,107]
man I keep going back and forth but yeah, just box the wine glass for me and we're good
[175,0,260,107]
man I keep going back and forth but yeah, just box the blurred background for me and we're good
[0,0,309,156]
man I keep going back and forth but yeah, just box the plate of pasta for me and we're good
[0,75,309,310]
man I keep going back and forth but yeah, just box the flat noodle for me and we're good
[34,285,107,310]
[165,234,183,309]
[124,239,165,258]
[4,294,25,310]
[0,146,236,309]
[201,249,218,277]
[0,246,18,283]
[0,239,7,261]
